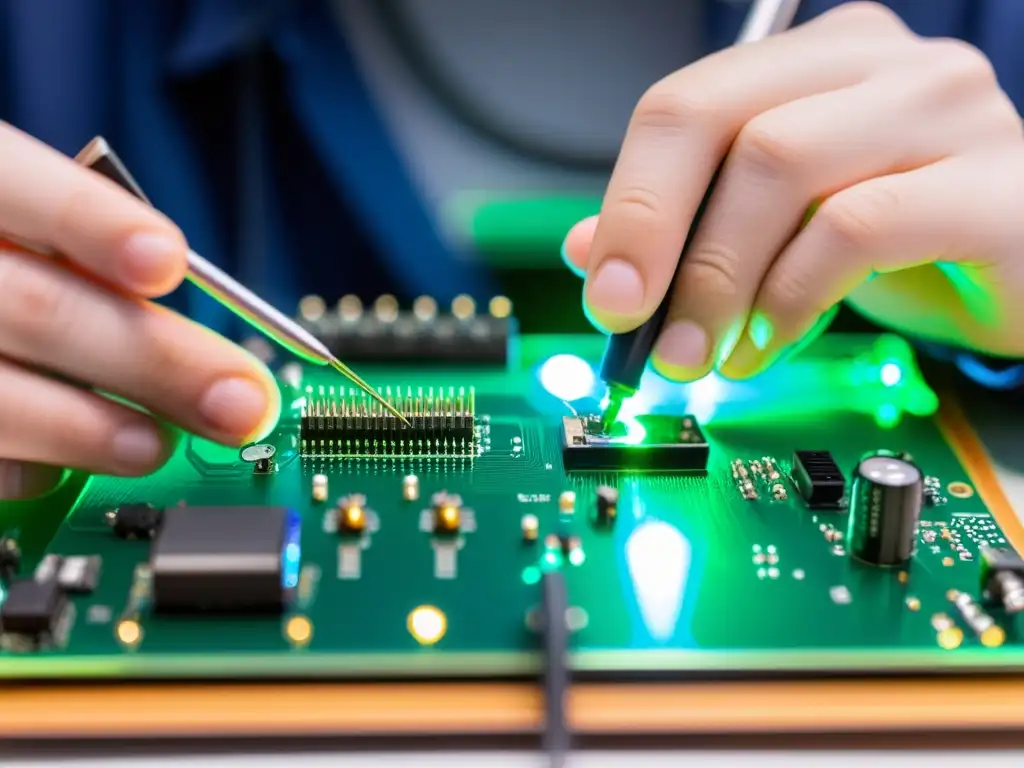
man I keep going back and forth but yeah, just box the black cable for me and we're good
[541,570,570,767]
[369,0,615,173]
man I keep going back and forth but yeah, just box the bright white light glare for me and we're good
[626,520,690,642]
[880,363,902,387]
[539,354,595,401]
[683,373,727,423]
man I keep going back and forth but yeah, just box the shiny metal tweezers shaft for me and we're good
[187,252,411,425]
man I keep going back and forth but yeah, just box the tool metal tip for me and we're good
[327,357,412,427]
[599,390,626,435]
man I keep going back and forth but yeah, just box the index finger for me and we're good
[0,123,188,297]
[583,4,908,334]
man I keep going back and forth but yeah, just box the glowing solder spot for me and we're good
[408,605,447,646]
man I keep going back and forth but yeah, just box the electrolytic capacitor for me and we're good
[847,451,924,567]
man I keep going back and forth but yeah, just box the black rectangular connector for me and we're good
[303,312,512,365]
[792,450,846,508]
[561,415,709,472]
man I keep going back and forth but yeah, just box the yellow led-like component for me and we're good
[116,620,142,647]
[286,615,313,646]
[981,625,1006,648]
[435,505,461,534]
[451,294,476,320]
[412,295,438,321]
[408,605,447,646]
[342,505,366,533]
[488,295,512,319]
[298,294,326,321]
[338,294,363,321]
[374,294,400,323]
[936,627,963,650]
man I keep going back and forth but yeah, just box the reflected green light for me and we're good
[618,416,647,445]
[521,565,541,585]
[539,354,595,401]
[568,548,586,566]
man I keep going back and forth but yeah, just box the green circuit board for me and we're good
[2,331,1024,681]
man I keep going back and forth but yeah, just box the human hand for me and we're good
[0,123,279,494]
[562,2,1024,382]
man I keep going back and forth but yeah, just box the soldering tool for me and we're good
[3,137,410,427]
[597,0,803,432]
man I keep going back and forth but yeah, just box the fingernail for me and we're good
[655,320,709,369]
[112,424,164,469]
[586,258,644,317]
[719,338,762,380]
[121,232,184,288]
[199,377,271,440]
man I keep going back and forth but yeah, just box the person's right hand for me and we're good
[0,124,279,497]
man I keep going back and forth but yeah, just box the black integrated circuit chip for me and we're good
[560,415,709,472]
[150,506,300,614]
[0,578,67,639]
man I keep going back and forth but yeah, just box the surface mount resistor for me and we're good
[558,491,576,515]
[402,474,420,502]
[521,514,539,543]
[311,474,329,503]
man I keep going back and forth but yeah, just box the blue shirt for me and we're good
[2,0,1024,388]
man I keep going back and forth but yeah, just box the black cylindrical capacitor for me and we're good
[847,452,924,567]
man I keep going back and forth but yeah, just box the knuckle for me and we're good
[922,38,999,89]
[760,273,828,329]
[734,118,806,178]
[613,185,666,224]
[633,81,711,134]
[816,186,896,251]
[824,2,908,34]
[0,255,77,349]
[680,242,742,298]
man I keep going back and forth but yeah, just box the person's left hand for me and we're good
[561,2,1024,382]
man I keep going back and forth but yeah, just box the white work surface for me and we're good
[6,382,1024,767]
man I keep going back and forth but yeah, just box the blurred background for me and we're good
[0,0,788,337]
[0,0,994,338]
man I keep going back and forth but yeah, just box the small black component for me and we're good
[561,415,709,472]
[0,578,67,638]
[0,537,21,581]
[595,485,619,525]
[980,548,1024,613]
[150,506,299,614]
[301,302,512,365]
[791,451,845,509]
[847,451,924,567]
[109,503,162,540]
[540,570,570,767]
[301,387,475,458]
